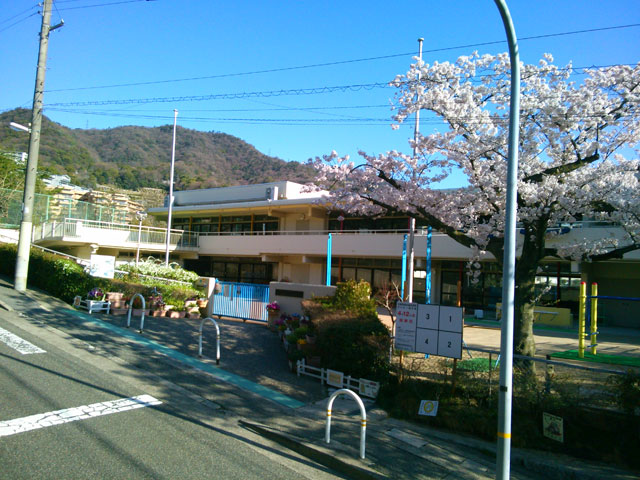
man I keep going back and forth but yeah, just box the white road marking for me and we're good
[0,394,162,437]
[0,326,46,354]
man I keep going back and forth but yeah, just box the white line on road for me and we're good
[0,326,46,354]
[0,394,162,437]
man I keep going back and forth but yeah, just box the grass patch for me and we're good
[550,349,640,368]
[456,357,496,372]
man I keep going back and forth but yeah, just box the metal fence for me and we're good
[211,282,270,322]
[0,188,128,227]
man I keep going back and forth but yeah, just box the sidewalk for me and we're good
[0,278,637,479]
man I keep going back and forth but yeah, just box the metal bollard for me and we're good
[325,388,366,459]
[198,317,220,365]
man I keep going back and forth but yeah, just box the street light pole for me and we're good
[493,1,521,479]
[14,0,54,292]
[164,109,178,265]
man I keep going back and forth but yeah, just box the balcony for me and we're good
[32,218,199,252]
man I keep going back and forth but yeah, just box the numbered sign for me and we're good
[415,328,439,355]
[438,306,463,333]
[438,331,462,359]
[417,304,439,329]
[395,302,464,359]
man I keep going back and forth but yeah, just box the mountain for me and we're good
[0,108,315,191]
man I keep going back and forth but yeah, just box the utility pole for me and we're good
[406,38,423,302]
[164,109,178,265]
[14,0,63,292]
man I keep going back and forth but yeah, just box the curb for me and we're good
[238,419,384,480]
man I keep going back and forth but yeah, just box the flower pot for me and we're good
[196,300,208,308]
[151,309,166,317]
[188,312,201,319]
[110,308,128,316]
[267,313,279,332]
[305,334,317,344]
[166,310,186,318]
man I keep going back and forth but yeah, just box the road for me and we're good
[0,310,345,480]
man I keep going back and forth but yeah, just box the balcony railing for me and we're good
[32,218,199,249]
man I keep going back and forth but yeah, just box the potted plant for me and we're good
[148,293,166,317]
[196,297,208,308]
[287,349,305,373]
[266,301,281,331]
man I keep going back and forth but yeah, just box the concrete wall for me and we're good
[268,282,336,316]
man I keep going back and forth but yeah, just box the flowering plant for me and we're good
[266,301,280,312]
[148,294,165,311]
[87,288,104,300]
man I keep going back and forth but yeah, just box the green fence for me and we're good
[0,188,128,228]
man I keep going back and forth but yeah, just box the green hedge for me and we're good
[0,244,96,303]
[0,243,202,306]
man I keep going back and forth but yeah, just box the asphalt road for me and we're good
[0,310,346,480]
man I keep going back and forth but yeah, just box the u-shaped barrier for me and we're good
[198,317,220,365]
[325,388,367,459]
[126,293,146,332]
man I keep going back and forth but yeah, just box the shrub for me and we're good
[317,279,378,320]
[304,286,390,383]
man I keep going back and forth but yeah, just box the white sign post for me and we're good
[395,302,463,359]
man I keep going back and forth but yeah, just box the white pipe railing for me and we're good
[325,388,367,460]
[198,317,221,364]
[126,293,146,331]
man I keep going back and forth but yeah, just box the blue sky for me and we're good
[1,0,639,187]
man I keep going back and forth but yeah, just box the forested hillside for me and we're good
[0,108,315,191]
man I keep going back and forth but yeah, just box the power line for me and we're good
[44,23,640,93]
[46,82,392,107]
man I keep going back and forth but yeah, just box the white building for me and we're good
[32,181,639,327]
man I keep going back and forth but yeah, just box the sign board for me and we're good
[358,378,380,398]
[542,412,564,442]
[394,302,418,351]
[418,400,439,417]
[326,369,344,388]
[89,254,115,279]
[395,302,463,359]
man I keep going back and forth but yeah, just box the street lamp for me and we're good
[9,122,31,134]
[135,211,147,266]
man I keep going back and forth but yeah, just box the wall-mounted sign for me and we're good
[395,302,463,359]
[542,412,564,442]
[89,254,115,279]
[418,400,439,417]
[326,369,344,388]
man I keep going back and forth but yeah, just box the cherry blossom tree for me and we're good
[311,53,640,358]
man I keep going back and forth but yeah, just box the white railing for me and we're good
[33,218,198,249]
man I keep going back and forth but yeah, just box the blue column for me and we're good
[401,234,407,300]
[326,233,332,286]
[426,226,432,304]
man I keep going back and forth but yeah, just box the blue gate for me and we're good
[212,282,269,323]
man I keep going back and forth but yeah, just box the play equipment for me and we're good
[578,282,640,358]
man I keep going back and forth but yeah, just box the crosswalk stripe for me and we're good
[0,394,162,437]
[0,326,46,354]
